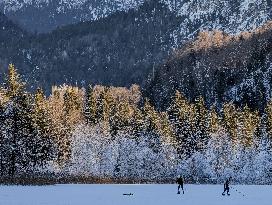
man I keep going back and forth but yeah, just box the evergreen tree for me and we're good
[0,96,7,176]
[6,64,25,98]
[143,98,159,132]
[95,89,104,123]
[168,91,189,130]
[207,105,220,134]
[222,102,239,146]
[32,88,55,167]
[57,87,82,165]
[143,98,161,152]
[168,91,197,158]
[265,100,272,142]
[240,106,260,147]
[131,106,145,138]
[110,100,131,136]
[97,87,115,134]
[159,112,176,146]
[3,64,35,176]
[194,96,209,151]
[47,89,67,166]
[85,85,97,125]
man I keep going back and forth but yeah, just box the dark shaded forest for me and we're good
[145,22,272,111]
[0,1,183,93]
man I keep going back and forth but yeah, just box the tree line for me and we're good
[0,64,271,183]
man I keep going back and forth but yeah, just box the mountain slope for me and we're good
[1,0,271,34]
[167,0,271,46]
[144,22,272,110]
[0,12,27,74]
[0,0,145,33]
[0,1,182,92]
[1,0,272,104]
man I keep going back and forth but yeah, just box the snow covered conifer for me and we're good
[207,105,220,134]
[265,100,272,141]
[222,102,239,146]
[6,64,25,98]
[194,96,209,151]
[159,112,176,146]
[32,88,55,167]
[240,106,260,147]
[143,98,162,152]
[168,90,194,158]
[131,106,145,138]
[4,64,36,176]
[0,94,8,176]
[143,98,159,133]
[110,100,131,135]
[57,87,82,165]
[100,87,115,134]
[85,85,97,125]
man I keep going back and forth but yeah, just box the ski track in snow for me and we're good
[0,184,271,205]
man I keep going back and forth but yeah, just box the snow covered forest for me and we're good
[0,64,271,185]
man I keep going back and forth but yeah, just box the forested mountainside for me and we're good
[0,0,145,33]
[0,0,272,98]
[0,12,26,73]
[145,22,272,111]
[0,1,183,93]
[0,0,271,34]
[0,0,271,94]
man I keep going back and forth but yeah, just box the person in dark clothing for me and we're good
[222,177,232,196]
[176,175,184,194]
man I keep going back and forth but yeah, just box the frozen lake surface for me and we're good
[0,184,271,205]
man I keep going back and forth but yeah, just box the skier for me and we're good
[222,177,232,196]
[176,175,184,194]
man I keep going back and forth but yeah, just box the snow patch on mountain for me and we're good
[2,0,270,27]
[2,0,145,14]
[1,0,271,34]
[162,0,271,47]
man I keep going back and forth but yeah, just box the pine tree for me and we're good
[110,100,131,136]
[0,96,7,176]
[240,105,260,147]
[85,85,97,125]
[96,89,104,123]
[143,98,161,152]
[3,64,35,176]
[168,90,189,130]
[168,91,188,156]
[97,87,115,134]
[57,87,82,165]
[102,87,114,123]
[32,88,55,168]
[194,96,209,151]
[222,102,239,146]
[265,100,272,141]
[6,64,25,98]
[159,112,176,146]
[143,98,159,132]
[168,90,196,158]
[131,106,145,138]
[207,105,220,134]
[63,87,82,121]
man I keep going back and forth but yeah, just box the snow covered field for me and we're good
[0,184,271,205]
